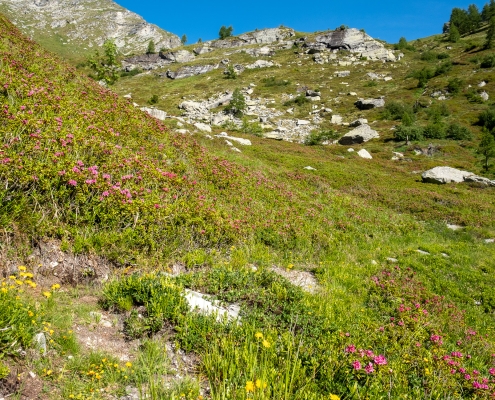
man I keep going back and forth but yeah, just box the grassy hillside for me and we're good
[1,13,495,400]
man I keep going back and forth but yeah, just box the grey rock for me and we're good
[331,115,343,125]
[485,238,495,243]
[339,124,379,145]
[349,118,368,127]
[357,149,372,159]
[306,90,321,97]
[245,59,276,69]
[387,257,398,263]
[335,70,350,77]
[194,123,212,133]
[243,46,275,57]
[304,166,316,170]
[305,28,396,61]
[416,249,430,255]
[355,98,385,110]
[162,49,195,63]
[480,91,489,101]
[166,64,218,79]
[33,332,47,354]
[422,166,495,186]
[140,107,167,121]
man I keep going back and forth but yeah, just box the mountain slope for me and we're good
[0,0,181,61]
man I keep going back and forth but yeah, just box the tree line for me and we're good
[446,1,495,47]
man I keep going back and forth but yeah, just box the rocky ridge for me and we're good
[0,0,181,55]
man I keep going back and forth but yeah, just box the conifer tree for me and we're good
[485,16,495,49]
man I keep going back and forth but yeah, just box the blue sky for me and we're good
[115,0,487,44]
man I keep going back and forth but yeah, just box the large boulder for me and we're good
[161,49,195,63]
[140,107,167,121]
[355,98,385,110]
[305,28,396,61]
[422,167,495,186]
[338,124,379,145]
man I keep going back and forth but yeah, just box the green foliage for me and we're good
[480,54,495,67]
[0,361,9,379]
[120,68,142,78]
[283,95,310,107]
[466,88,486,103]
[148,94,159,105]
[485,16,495,49]
[394,125,424,141]
[261,77,291,87]
[449,25,461,43]
[240,117,263,136]
[382,101,414,121]
[146,40,155,55]
[478,107,495,132]
[88,39,119,85]
[225,88,246,117]
[224,64,237,80]
[423,122,446,139]
[450,8,470,35]
[394,37,415,51]
[478,130,495,170]
[427,103,450,122]
[219,25,234,40]
[181,34,187,45]
[304,129,339,145]
[445,123,473,140]
[447,77,464,94]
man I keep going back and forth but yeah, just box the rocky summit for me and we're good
[0,0,181,57]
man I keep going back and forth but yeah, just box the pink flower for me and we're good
[345,345,356,353]
[373,355,387,365]
[68,179,77,187]
[102,191,109,197]
[430,335,443,345]
[465,374,471,380]
[451,369,456,374]
[364,363,374,374]
[72,166,80,173]
[489,368,495,376]
[352,361,361,370]
[58,170,66,175]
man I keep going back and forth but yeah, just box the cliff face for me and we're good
[0,0,181,56]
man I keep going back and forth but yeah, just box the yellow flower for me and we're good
[287,263,294,270]
[255,332,263,339]
[46,370,52,376]
[51,283,61,290]
[15,280,23,286]
[1,288,7,294]
[28,311,34,317]
[329,395,340,400]
[255,379,267,389]
[43,291,51,298]
[245,381,255,392]
[18,266,26,271]
[262,340,271,348]
[125,362,132,368]
[425,368,431,376]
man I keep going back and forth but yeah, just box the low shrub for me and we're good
[446,123,473,140]
[394,125,424,141]
[480,54,495,68]
[304,130,339,145]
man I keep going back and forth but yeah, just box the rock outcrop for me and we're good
[422,167,495,186]
[305,28,396,61]
[166,64,219,79]
[0,0,181,55]
[338,124,379,145]
[355,98,385,110]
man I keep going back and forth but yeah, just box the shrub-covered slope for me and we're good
[2,13,495,400]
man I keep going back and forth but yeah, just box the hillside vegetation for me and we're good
[1,10,495,400]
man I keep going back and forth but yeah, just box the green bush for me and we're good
[423,123,446,139]
[225,88,246,117]
[445,123,473,140]
[148,94,159,105]
[240,117,264,136]
[394,125,424,141]
[304,130,339,145]
[478,108,495,131]
[284,95,310,107]
[224,64,237,80]
[427,103,450,122]
[447,77,464,94]
[480,54,495,68]
[382,101,414,121]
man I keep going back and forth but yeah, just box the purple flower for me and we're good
[373,355,387,365]
[352,361,361,370]
[68,179,77,187]
[364,363,374,374]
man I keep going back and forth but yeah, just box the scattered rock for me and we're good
[349,118,368,127]
[271,266,320,293]
[304,166,316,170]
[347,148,354,152]
[387,257,398,263]
[338,124,379,145]
[485,238,495,243]
[33,333,46,354]
[166,64,218,79]
[331,115,343,125]
[335,70,350,77]
[357,149,372,159]
[194,122,212,133]
[480,91,489,101]
[162,49,195,63]
[215,132,252,145]
[245,59,276,69]
[416,249,430,255]
[140,106,167,121]
[355,98,385,110]
[447,224,463,231]
[422,166,495,186]
[478,81,487,87]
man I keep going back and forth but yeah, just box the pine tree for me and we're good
[485,16,495,49]
[181,34,187,45]
[478,131,495,170]
[147,40,155,54]
[219,26,234,40]
[225,88,245,117]
[450,7,470,34]
[468,4,482,32]
[449,25,461,43]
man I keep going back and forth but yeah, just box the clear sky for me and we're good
[114,0,487,44]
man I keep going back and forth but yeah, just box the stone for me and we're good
[33,332,47,354]
[480,91,489,101]
[383,76,393,81]
[387,257,398,263]
[161,49,195,63]
[349,118,368,127]
[304,166,316,170]
[297,119,311,126]
[166,64,218,79]
[308,96,321,101]
[306,90,321,97]
[193,45,213,55]
[348,92,357,96]
[194,123,212,133]
[305,28,396,61]
[485,238,495,243]
[416,249,430,255]
[331,115,343,125]
[447,224,463,231]
[184,289,240,322]
[140,107,167,121]
[357,149,372,159]
[339,124,379,145]
[335,70,350,77]
[355,98,385,110]
[347,148,354,152]
[243,46,275,57]
[245,59,275,69]
[264,132,284,140]
[214,133,252,146]
[422,167,495,186]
